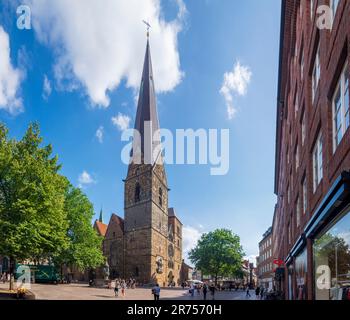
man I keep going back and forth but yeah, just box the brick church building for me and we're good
[95,35,183,286]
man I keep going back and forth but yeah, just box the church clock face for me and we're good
[168,244,174,258]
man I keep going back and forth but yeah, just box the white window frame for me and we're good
[312,44,321,104]
[313,133,323,192]
[332,63,349,152]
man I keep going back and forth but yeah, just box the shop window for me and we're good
[314,207,350,300]
[295,249,308,300]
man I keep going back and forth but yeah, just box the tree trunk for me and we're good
[9,257,15,291]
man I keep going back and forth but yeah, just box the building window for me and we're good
[300,46,304,81]
[295,91,299,118]
[288,223,291,245]
[159,187,163,207]
[295,144,300,171]
[312,44,321,104]
[331,0,340,19]
[135,183,141,203]
[296,196,301,227]
[333,63,349,151]
[301,112,306,146]
[302,177,307,215]
[313,133,323,192]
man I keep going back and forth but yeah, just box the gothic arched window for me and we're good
[159,188,163,207]
[135,183,141,203]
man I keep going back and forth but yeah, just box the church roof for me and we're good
[168,208,176,217]
[132,39,161,162]
[110,213,125,231]
[94,220,108,237]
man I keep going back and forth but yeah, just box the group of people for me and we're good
[245,286,267,299]
[112,278,136,297]
[1,272,9,283]
[187,283,217,300]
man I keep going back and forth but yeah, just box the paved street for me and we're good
[0,283,257,300]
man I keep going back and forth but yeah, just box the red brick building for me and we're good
[274,0,350,300]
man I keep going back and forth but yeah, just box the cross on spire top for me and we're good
[142,20,151,38]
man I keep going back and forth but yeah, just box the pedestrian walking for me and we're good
[121,281,126,297]
[114,281,120,297]
[255,286,260,299]
[202,283,208,300]
[152,283,160,301]
[190,283,195,297]
[209,284,216,300]
[260,287,265,300]
[246,287,251,298]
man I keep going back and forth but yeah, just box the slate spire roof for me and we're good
[132,38,161,163]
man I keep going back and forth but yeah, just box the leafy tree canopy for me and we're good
[189,229,245,284]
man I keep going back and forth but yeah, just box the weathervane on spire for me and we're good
[142,20,151,38]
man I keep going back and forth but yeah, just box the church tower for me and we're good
[124,36,170,285]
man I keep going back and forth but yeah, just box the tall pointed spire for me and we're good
[99,207,103,223]
[132,37,161,164]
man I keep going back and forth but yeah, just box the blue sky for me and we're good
[0,0,281,262]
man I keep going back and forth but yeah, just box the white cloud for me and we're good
[220,61,252,120]
[78,170,96,188]
[112,113,131,131]
[25,0,186,107]
[183,225,203,263]
[0,26,23,114]
[42,74,52,101]
[95,126,104,143]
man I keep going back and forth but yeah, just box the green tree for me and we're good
[0,123,69,288]
[53,184,104,278]
[189,229,245,285]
